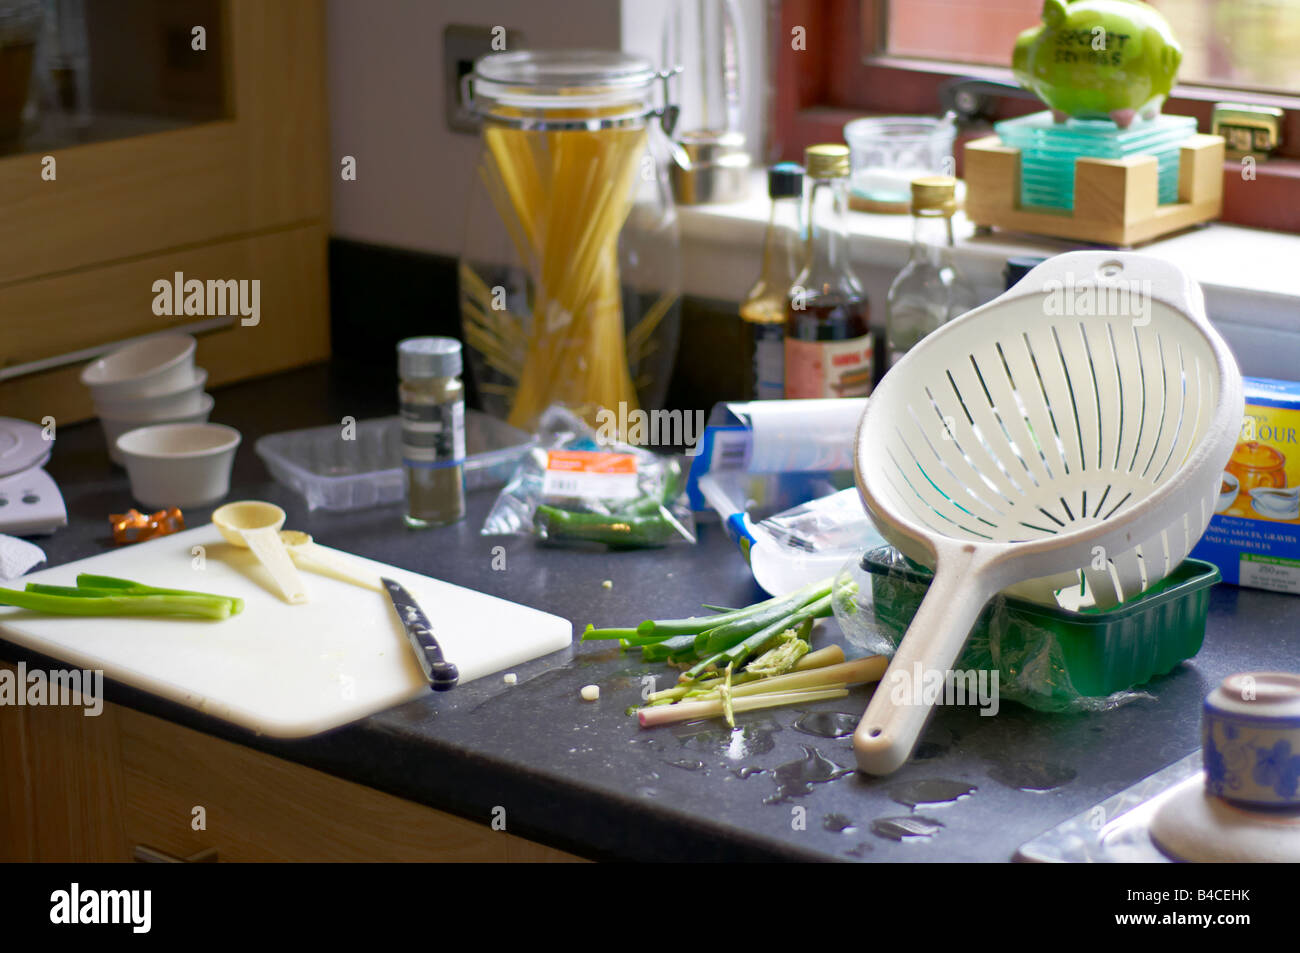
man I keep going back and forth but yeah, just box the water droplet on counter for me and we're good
[627,736,663,751]
[600,675,637,692]
[793,712,858,739]
[732,766,765,780]
[845,841,874,858]
[673,718,780,759]
[576,647,624,665]
[888,778,977,808]
[636,786,659,798]
[823,812,857,833]
[989,760,1077,792]
[764,745,852,803]
[871,815,945,841]
[664,758,706,772]
[911,725,959,762]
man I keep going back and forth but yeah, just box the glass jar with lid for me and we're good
[459,50,683,433]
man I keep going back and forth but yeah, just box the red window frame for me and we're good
[771,0,1300,233]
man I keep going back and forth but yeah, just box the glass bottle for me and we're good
[398,337,466,528]
[784,144,873,399]
[885,176,976,368]
[740,162,803,400]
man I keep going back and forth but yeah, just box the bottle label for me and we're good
[754,323,785,400]
[784,334,874,399]
[541,450,639,502]
[401,401,465,469]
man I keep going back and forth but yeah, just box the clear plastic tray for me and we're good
[255,411,537,511]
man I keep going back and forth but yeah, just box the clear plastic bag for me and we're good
[833,545,1157,713]
[482,405,696,547]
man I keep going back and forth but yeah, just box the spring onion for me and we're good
[0,574,243,621]
[633,657,888,728]
[636,688,851,729]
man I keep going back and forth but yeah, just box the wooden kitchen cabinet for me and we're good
[0,664,583,862]
[0,0,330,424]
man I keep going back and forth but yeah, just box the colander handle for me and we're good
[853,551,997,775]
[1003,251,1209,331]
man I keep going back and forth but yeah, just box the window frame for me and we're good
[770,0,1300,233]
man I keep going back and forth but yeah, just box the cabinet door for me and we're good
[0,662,128,862]
[118,709,585,863]
[0,0,330,423]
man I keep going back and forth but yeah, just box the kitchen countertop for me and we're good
[5,362,1298,862]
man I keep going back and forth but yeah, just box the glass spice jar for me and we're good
[398,337,466,528]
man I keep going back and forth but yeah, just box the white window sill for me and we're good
[676,173,1300,380]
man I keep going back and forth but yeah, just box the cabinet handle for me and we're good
[133,845,218,863]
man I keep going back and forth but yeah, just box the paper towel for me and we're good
[0,535,47,580]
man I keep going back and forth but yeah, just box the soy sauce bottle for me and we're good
[784,144,874,399]
[740,162,803,400]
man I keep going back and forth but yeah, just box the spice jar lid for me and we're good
[910,175,959,215]
[804,144,849,179]
[398,337,462,379]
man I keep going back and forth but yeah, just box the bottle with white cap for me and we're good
[397,337,466,527]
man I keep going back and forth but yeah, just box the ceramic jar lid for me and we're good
[1203,671,1300,808]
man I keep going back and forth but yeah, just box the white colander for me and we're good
[853,251,1244,775]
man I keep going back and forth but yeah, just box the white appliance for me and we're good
[0,417,67,536]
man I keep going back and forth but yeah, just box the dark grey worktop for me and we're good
[6,363,1299,862]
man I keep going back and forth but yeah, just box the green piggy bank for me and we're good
[1012,0,1182,128]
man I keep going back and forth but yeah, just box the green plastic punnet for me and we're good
[863,547,1220,707]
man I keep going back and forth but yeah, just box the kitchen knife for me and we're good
[381,577,458,691]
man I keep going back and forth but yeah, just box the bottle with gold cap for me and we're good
[885,175,976,369]
[784,143,874,400]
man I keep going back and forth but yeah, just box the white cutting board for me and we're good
[0,525,572,737]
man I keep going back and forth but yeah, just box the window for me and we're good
[884,0,1300,91]
[772,0,1300,232]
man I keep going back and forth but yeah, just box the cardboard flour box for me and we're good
[1191,377,1300,594]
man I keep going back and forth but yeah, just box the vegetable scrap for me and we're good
[583,578,887,727]
[110,508,185,544]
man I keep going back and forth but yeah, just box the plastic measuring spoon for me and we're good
[212,501,308,604]
[279,530,383,592]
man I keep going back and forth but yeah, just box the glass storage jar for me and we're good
[460,50,683,433]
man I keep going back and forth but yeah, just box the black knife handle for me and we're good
[382,577,459,692]
[408,621,459,691]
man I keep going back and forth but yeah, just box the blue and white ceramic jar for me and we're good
[1203,672,1300,808]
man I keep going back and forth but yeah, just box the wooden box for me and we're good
[963,133,1225,247]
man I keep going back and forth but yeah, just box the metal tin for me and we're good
[670,129,750,204]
